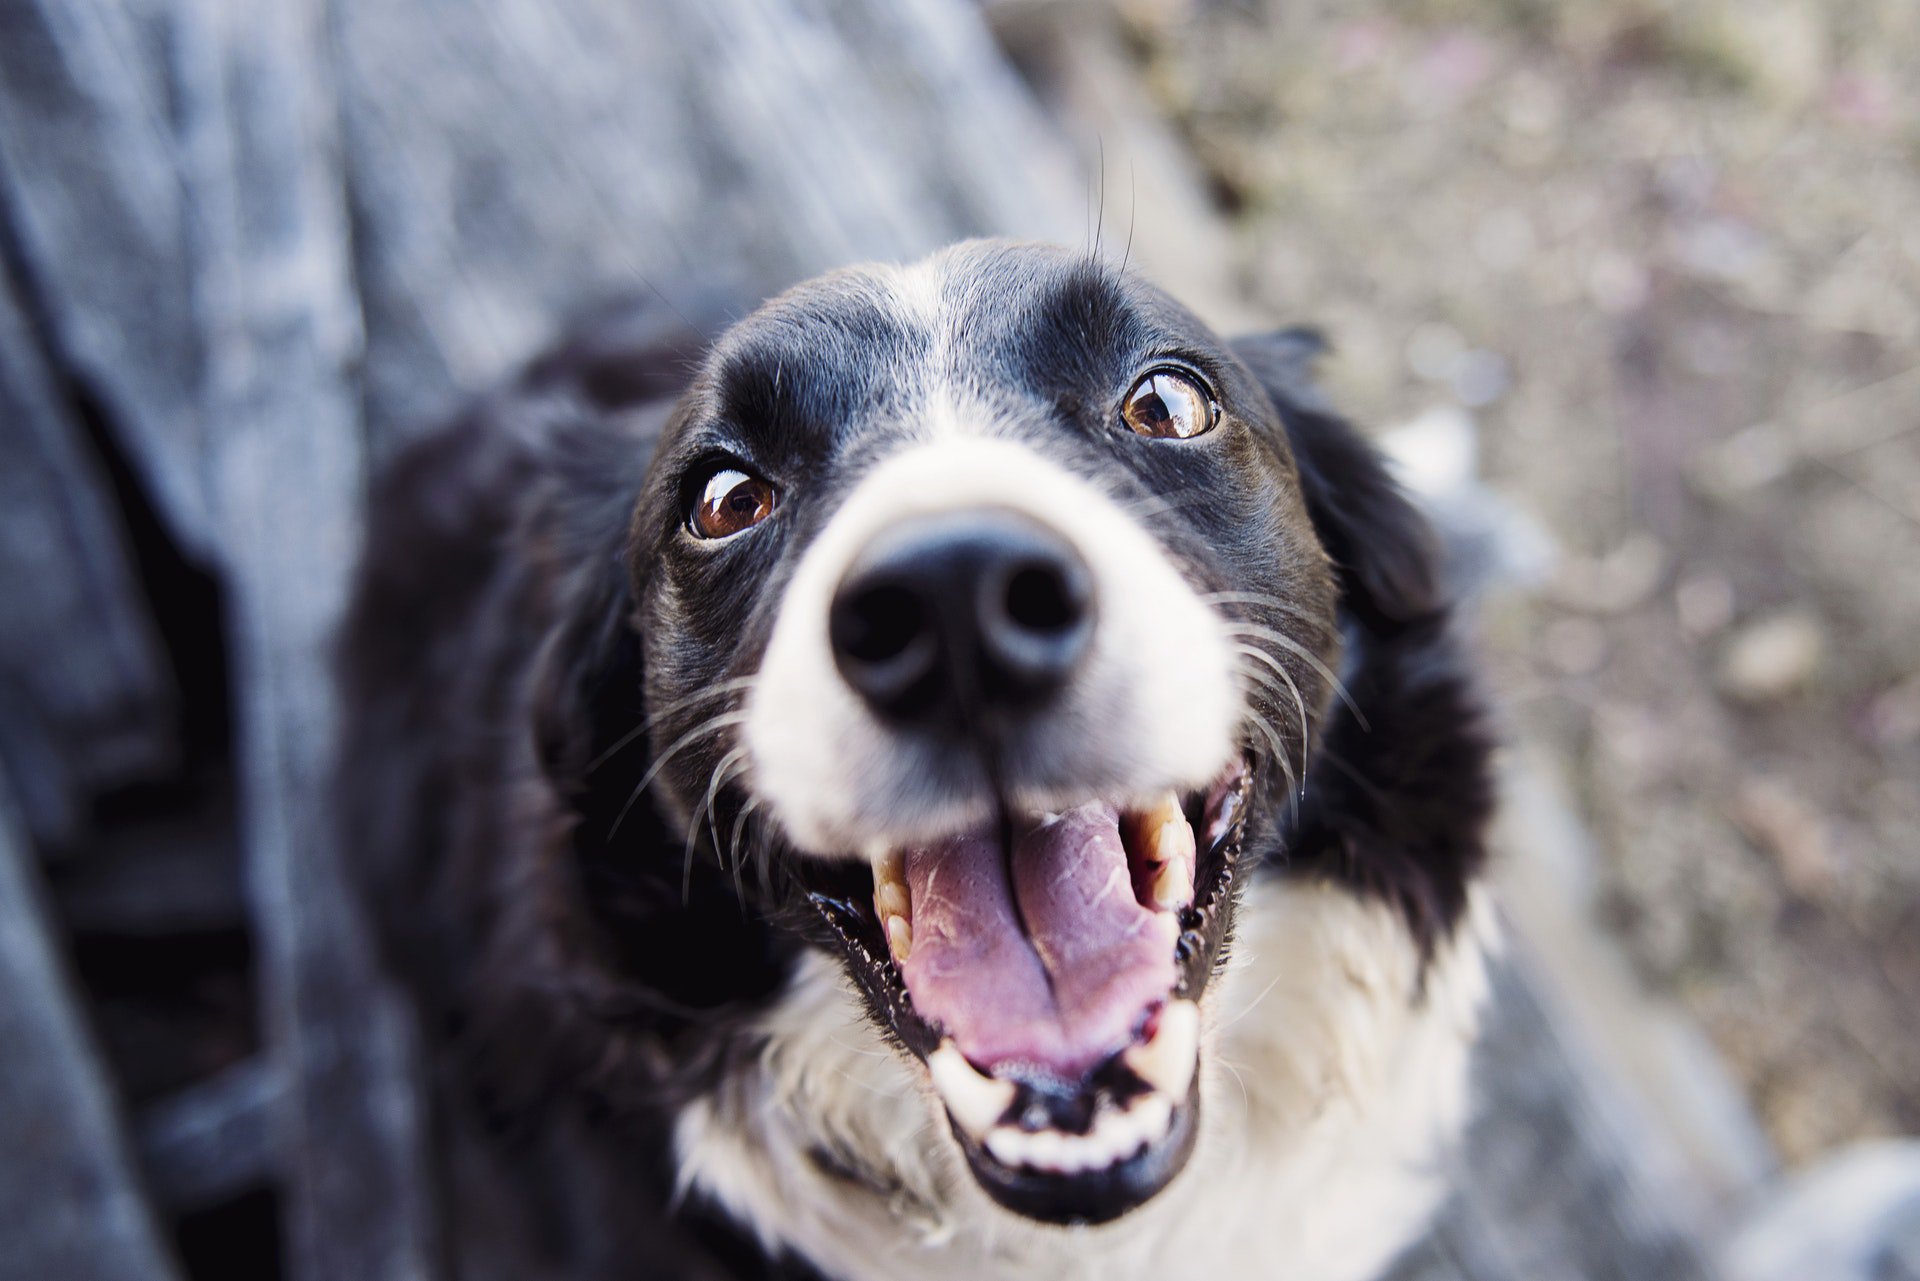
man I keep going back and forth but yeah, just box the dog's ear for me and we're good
[1232,329,1441,629]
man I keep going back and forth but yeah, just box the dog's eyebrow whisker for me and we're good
[588,675,757,775]
[608,708,753,841]
[1223,621,1369,731]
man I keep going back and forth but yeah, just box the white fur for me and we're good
[676,882,1498,1281]
[746,434,1241,857]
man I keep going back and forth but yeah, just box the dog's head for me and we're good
[619,241,1429,1224]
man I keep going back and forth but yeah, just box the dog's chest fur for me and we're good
[678,881,1495,1281]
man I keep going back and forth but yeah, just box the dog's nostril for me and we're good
[830,510,1096,724]
[1003,561,1084,635]
[836,583,926,664]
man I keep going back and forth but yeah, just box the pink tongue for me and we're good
[898,802,1178,1081]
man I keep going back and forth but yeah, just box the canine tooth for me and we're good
[871,847,906,895]
[1132,1093,1175,1142]
[885,914,913,961]
[1150,805,1196,868]
[1148,856,1190,912]
[1125,998,1200,1100]
[927,1043,1015,1136]
[871,847,913,955]
[875,879,910,923]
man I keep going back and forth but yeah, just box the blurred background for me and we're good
[1,0,1914,1278]
[1101,0,1920,1166]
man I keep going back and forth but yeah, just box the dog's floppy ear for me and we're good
[1232,329,1441,629]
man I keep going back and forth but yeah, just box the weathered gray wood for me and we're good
[181,0,441,1275]
[0,0,1760,1275]
[0,267,175,851]
[0,0,213,559]
[137,1058,282,1214]
[0,770,184,1281]
[1437,956,1722,1281]
[331,0,1086,444]
[49,802,244,936]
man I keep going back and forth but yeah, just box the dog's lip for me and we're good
[801,759,1253,1222]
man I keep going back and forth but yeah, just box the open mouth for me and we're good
[805,758,1253,1224]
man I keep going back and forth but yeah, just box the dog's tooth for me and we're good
[871,846,913,954]
[875,879,910,923]
[984,1126,1025,1168]
[928,1042,1015,1136]
[1125,998,1200,1101]
[885,914,913,962]
[1150,803,1196,868]
[1148,856,1191,912]
[871,847,906,893]
[1130,1093,1175,1145]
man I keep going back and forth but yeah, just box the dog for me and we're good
[338,240,1496,1281]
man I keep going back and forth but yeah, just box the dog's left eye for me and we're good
[1121,368,1218,440]
[691,467,778,539]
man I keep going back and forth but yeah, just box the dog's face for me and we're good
[625,241,1340,1224]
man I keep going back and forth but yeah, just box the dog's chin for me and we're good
[798,757,1254,1226]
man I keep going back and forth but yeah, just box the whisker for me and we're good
[1109,487,1216,522]
[1201,589,1325,628]
[1223,622,1369,730]
[727,795,764,903]
[1218,970,1287,1034]
[607,708,751,840]
[684,745,749,903]
[1232,653,1310,827]
[1234,643,1312,758]
[588,675,757,774]
[1239,705,1300,815]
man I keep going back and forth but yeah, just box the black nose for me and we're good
[829,510,1096,726]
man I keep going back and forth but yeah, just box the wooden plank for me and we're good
[330,0,1087,443]
[1440,956,1724,1281]
[0,0,214,558]
[136,1058,282,1214]
[48,801,244,937]
[181,0,442,1274]
[0,266,175,851]
[0,770,184,1281]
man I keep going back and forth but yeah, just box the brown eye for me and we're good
[691,467,777,539]
[1121,368,1218,440]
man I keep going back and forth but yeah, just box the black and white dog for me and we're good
[339,240,1495,1281]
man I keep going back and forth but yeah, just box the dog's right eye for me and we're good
[1121,368,1218,440]
[690,467,778,539]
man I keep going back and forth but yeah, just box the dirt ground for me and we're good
[1119,0,1920,1164]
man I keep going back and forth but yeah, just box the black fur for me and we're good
[337,247,1491,1278]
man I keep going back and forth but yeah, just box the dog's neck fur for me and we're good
[677,881,1496,1281]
